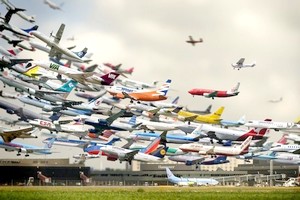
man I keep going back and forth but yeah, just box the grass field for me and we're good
[0,186,299,200]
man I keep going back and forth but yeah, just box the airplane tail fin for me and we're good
[229,82,240,93]
[239,136,253,154]
[7,47,23,56]
[104,137,121,146]
[140,136,161,154]
[150,145,168,159]
[74,47,88,58]
[214,156,229,164]
[22,25,38,33]
[277,134,288,145]
[238,115,246,125]
[100,72,120,86]
[49,112,62,122]
[204,104,212,114]
[44,137,55,149]
[156,79,172,96]
[106,109,125,126]
[171,96,179,105]
[56,79,78,93]
[23,65,40,77]
[128,115,137,126]
[125,67,134,74]
[208,106,224,119]
[166,167,175,179]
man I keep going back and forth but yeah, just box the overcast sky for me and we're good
[0,0,300,170]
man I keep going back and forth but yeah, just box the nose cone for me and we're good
[188,89,195,95]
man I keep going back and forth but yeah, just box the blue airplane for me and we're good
[0,137,55,156]
[166,167,219,186]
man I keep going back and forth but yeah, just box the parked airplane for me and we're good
[166,167,218,186]
[117,78,158,89]
[186,36,203,46]
[107,79,172,102]
[29,24,86,63]
[188,83,240,99]
[0,137,55,156]
[0,0,35,23]
[44,0,64,10]
[0,126,37,142]
[232,58,256,70]
[179,136,253,156]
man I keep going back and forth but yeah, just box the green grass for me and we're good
[0,186,298,200]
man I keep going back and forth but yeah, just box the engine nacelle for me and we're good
[20,148,27,153]
[6,109,15,114]
[27,88,36,95]
[42,105,53,112]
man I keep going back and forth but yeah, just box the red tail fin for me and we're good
[126,67,134,74]
[277,134,288,144]
[100,72,120,85]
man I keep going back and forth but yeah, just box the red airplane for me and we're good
[188,82,240,99]
[186,36,203,46]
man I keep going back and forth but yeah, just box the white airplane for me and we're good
[73,153,100,160]
[269,144,300,154]
[179,136,253,156]
[44,0,64,10]
[0,126,37,142]
[273,152,300,164]
[244,119,300,132]
[0,0,35,23]
[27,60,119,87]
[29,119,87,136]
[29,24,86,63]
[231,58,256,70]
[285,133,300,144]
[166,167,218,186]
[117,78,158,89]
[99,136,167,164]
[0,33,34,51]
[268,97,283,103]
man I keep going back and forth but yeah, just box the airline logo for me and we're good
[108,73,117,80]
[49,63,60,71]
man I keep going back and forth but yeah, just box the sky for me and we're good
[0,0,300,170]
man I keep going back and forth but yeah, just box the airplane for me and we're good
[0,137,55,156]
[0,126,37,142]
[188,82,240,99]
[179,136,253,156]
[176,106,225,124]
[0,8,38,38]
[117,78,158,89]
[98,133,167,164]
[268,97,283,103]
[107,79,172,102]
[101,63,134,78]
[27,60,119,87]
[168,153,229,168]
[186,36,203,46]
[231,58,256,70]
[183,104,212,115]
[117,126,206,144]
[0,0,35,23]
[0,33,34,51]
[269,144,300,154]
[29,119,88,137]
[249,151,300,165]
[73,153,100,162]
[150,96,180,108]
[166,167,219,186]
[29,23,86,63]
[244,119,300,132]
[285,133,300,144]
[220,115,246,128]
[29,41,92,64]
[44,0,64,10]
[0,98,61,122]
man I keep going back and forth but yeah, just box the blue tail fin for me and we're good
[150,145,168,158]
[215,156,228,164]
[74,48,88,58]
[128,115,137,126]
[49,112,62,121]
[22,25,38,33]
[56,80,78,92]
[44,137,55,149]
[157,79,171,96]
[104,137,121,145]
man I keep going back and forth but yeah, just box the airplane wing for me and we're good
[204,91,218,99]
[188,36,193,41]
[292,149,300,154]
[123,149,139,163]
[183,115,198,122]
[0,126,35,142]
[54,23,65,44]
[237,58,245,65]
[66,72,95,85]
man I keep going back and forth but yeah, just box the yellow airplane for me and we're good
[177,106,225,124]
